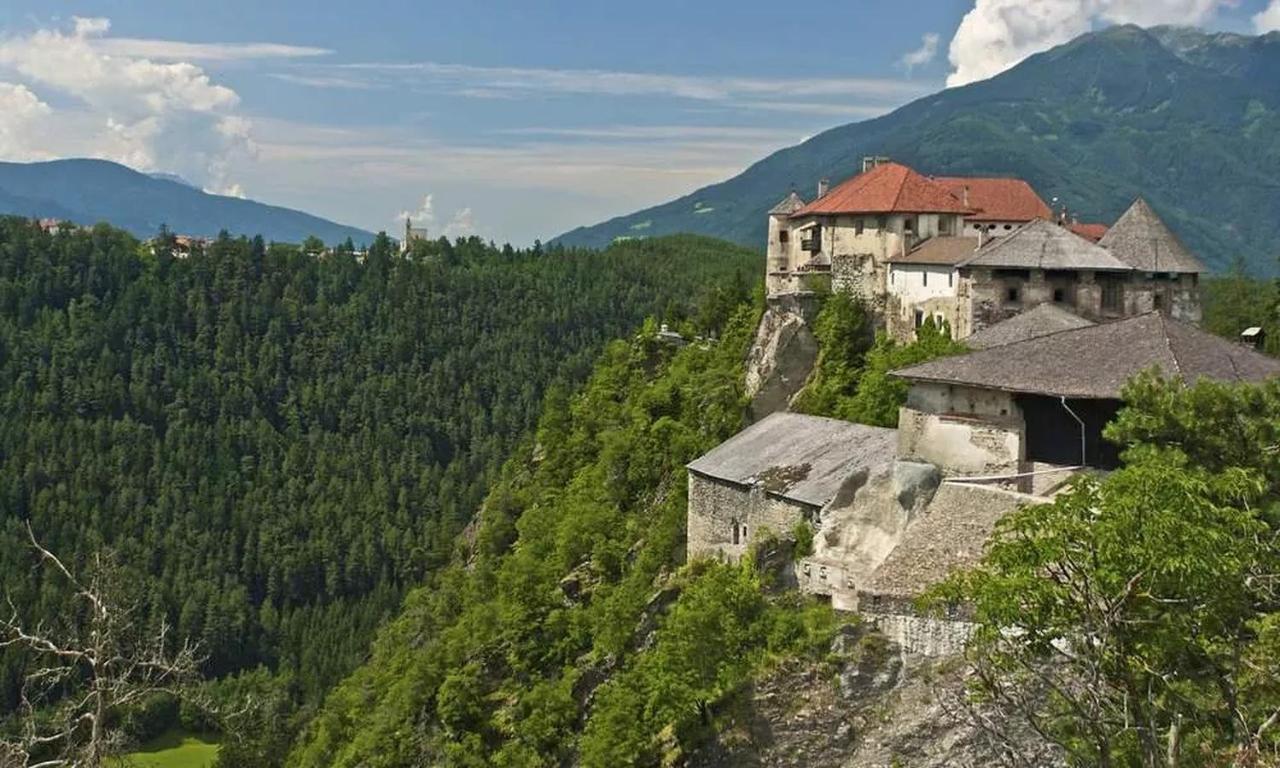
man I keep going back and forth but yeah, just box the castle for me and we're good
[688,160,1279,655]
[766,159,1203,341]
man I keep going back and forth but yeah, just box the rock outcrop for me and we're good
[744,297,820,422]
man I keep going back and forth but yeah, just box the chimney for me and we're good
[961,185,970,207]
[861,155,889,173]
[817,178,830,199]
[1241,327,1265,350]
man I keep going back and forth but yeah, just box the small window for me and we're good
[923,270,928,287]
[914,309,925,328]
[732,522,740,545]
[1153,292,1164,310]
[855,218,865,235]
[1006,286,1020,303]
[779,229,789,244]
[1053,288,1065,303]
[948,271,954,288]
[905,216,916,234]
[1004,224,1013,230]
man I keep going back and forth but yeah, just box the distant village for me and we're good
[686,157,1280,655]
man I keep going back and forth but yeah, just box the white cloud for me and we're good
[394,193,475,239]
[946,0,1233,87]
[0,16,256,192]
[1256,0,1280,32]
[0,82,53,158]
[443,208,475,238]
[398,194,435,226]
[94,39,331,61]
[900,33,941,74]
[308,59,933,105]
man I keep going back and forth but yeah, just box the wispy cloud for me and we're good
[268,72,386,90]
[283,59,934,106]
[899,32,940,74]
[94,39,331,61]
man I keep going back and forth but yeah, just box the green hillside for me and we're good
[0,220,757,734]
[554,25,1280,275]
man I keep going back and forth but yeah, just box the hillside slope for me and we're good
[0,158,375,244]
[554,25,1280,274]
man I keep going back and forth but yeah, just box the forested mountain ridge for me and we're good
[0,159,374,244]
[0,219,757,723]
[554,25,1280,274]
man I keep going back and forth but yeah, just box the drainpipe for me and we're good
[1060,396,1087,466]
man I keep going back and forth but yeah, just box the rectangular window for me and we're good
[948,271,954,288]
[855,218,865,235]
[1101,278,1124,313]
[779,229,789,244]
[904,216,916,234]
[1053,288,1065,303]
[1153,292,1164,310]
[1006,286,1020,303]
[922,270,928,287]
[914,309,925,328]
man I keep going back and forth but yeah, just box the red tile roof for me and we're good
[1068,222,1109,242]
[792,162,973,217]
[933,177,1052,223]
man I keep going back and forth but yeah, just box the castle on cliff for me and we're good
[685,159,1278,656]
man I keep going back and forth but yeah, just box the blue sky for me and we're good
[0,0,1275,244]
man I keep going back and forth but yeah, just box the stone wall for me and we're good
[897,386,1026,487]
[687,472,815,563]
[865,610,975,657]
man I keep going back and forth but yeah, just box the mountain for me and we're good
[553,25,1280,274]
[0,158,375,244]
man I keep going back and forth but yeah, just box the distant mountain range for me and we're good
[553,25,1280,275]
[0,158,375,245]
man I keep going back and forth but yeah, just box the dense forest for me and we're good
[287,295,838,767]
[0,219,756,730]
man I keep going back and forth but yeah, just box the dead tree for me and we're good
[0,523,201,768]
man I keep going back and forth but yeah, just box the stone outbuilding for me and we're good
[686,412,897,563]
[892,312,1280,488]
[856,482,1037,656]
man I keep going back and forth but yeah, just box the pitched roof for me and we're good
[959,219,1132,272]
[933,177,1052,222]
[964,303,1095,350]
[686,412,897,509]
[1098,198,1205,274]
[893,312,1280,399]
[860,483,1037,601]
[769,190,806,215]
[792,162,973,217]
[1068,222,1109,242]
[889,236,979,265]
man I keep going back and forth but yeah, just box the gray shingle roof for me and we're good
[860,483,1036,601]
[964,304,1095,350]
[1098,198,1205,274]
[686,412,897,508]
[894,312,1280,399]
[769,191,806,215]
[888,236,979,265]
[959,219,1132,272]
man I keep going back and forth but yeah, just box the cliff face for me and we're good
[687,624,1061,768]
[744,297,821,422]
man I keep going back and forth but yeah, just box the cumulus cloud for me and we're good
[900,33,941,74]
[946,0,1233,87]
[1256,0,1280,32]
[395,194,476,239]
[0,82,53,158]
[0,16,254,192]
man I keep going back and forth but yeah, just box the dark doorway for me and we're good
[1015,395,1122,468]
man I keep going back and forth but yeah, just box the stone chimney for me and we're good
[817,178,830,199]
[1241,327,1265,350]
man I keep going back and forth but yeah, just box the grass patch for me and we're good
[110,730,220,768]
